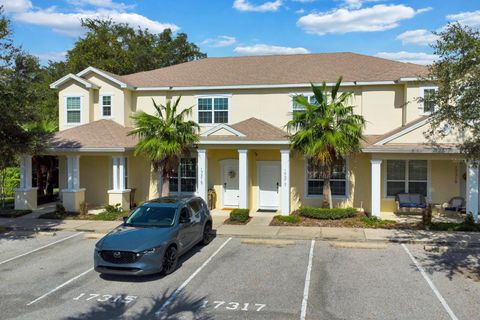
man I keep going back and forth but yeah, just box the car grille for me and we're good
[100,251,142,264]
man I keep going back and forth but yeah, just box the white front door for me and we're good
[221,160,239,208]
[258,161,281,210]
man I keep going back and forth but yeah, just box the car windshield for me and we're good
[125,205,177,227]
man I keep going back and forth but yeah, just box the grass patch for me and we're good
[273,215,301,224]
[39,208,128,221]
[298,207,357,220]
[361,217,396,228]
[224,209,250,225]
[0,209,32,218]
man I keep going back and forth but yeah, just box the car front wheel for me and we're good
[161,245,178,275]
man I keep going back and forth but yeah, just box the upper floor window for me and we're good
[66,96,81,124]
[386,160,428,197]
[306,158,347,197]
[101,95,112,117]
[292,94,317,113]
[420,87,437,115]
[198,96,229,124]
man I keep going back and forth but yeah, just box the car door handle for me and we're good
[277,182,280,192]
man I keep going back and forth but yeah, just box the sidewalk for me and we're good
[1,215,480,247]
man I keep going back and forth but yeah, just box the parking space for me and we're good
[1,230,479,320]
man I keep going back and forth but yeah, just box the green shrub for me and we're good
[298,207,357,220]
[104,203,122,214]
[274,215,301,224]
[230,209,250,223]
[0,167,19,198]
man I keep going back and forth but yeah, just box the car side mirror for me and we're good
[122,216,128,224]
[179,216,191,224]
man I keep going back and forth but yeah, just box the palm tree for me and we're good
[129,97,199,197]
[286,77,365,208]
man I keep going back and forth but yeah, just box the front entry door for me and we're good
[221,160,239,208]
[258,161,281,210]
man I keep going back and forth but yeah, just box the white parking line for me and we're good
[155,237,232,317]
[0,232,84,266]
[401,244,458,320]
[300,239,315,320]
[27,267,94,306]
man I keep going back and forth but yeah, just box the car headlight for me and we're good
[138,246,161,255]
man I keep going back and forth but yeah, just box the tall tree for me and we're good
[426,24,480,161]
[0,7,48,205]
[286,78,365,208]
[66,19,207,75]
[128,98,199,197]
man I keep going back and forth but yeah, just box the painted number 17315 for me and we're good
[73,293,137,304]
[201,300,266,312]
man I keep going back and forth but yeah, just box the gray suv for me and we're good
[94,196,213,276]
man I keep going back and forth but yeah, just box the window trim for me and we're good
[383,159,431,200]
[64,94,82,125]
[304,158,349,199]
[419,86,438,116]
[168,157,198,195]
[196,95,231,125]
[290,92,316,114]
[100,93,114,119]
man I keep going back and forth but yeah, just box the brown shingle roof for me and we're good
[49,120,137,149]
[120,52,428,88]
[200,118,289,141]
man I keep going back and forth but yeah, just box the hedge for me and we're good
[298,207,357,220]
[230,209,250,223]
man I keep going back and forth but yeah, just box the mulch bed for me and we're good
[223,217,252,225]
[270,211,422,229]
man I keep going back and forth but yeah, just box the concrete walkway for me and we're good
[1,214,480,247]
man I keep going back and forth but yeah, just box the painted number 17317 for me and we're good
[201,300,266,312]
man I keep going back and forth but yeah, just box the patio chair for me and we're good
[442,196,465,213]
[395,193,427,214]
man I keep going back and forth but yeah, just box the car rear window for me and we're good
[126,206,176,227]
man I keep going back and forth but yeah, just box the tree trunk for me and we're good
[34,157,44,197]
[322,163,333,209]
[160,167,170,197]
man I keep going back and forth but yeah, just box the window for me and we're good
[66,96,81,123]
[188,199,203,214]
[306,158,347,196]
[292,94,317,113]
[421,87,437,114]
[198,97,229,124]
[386,160,428,197]
[169,158,197,193]
[101,95,112,117]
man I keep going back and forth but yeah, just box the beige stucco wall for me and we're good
[80,156,109,207]
[387,121,463,145]
[58,80,91,131]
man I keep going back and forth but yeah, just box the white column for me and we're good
[19,155,32,189]
[67,155,80,190]
[280,149,291,216]
[112,157,119,191]
[118,157,126,191]
[371,159,382,218]
[466,161,479,223]
[197,149,208,202]
[238,149,248,209]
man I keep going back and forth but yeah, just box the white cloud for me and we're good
[297,5,429,35]
[342,0,379,10]
[295,9,305,14]
[0,0,32,13]
[35,51,67,64]
[67,0,133,10]
[396,29,438,46]
[233,0,283,12]
[234,44,309,55]
[447,10,480,28]
[291,0,316,3]
[202,35,237,48]
[13,8,179,36]
[375,51,438,65]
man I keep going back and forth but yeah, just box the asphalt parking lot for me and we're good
[1,230,479,320]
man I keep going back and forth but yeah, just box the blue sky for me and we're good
[1,0,479,65]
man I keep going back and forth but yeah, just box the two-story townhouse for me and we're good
[14,52,478,221]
